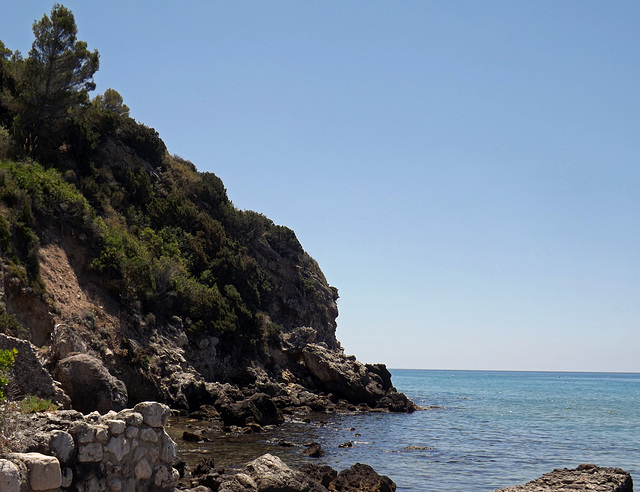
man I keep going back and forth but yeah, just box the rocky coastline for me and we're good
[1,403,634,491]
[0,336,634,491]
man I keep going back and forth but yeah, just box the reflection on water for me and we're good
[167,371,640,492]
[167,414,335,472]
[166,411,405,478]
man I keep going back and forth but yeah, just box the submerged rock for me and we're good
[494,463,633,492]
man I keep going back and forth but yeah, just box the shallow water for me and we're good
[168,370,640,491]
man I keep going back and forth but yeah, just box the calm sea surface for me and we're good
[169,370,640,491]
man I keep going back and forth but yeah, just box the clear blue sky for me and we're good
[3,1,639,371]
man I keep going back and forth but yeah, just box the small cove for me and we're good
[169,370,640,491]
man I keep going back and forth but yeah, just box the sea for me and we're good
[169,369,640,491]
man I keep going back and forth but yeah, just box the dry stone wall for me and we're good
[1,401,179,492]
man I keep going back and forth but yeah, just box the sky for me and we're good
[2,1,639,372]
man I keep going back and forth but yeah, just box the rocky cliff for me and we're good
[0,122,415,420]
[0,5,416,419]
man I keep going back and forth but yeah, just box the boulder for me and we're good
[494,463,633,492]
[301,343,416,412]
[0,459,21,492]
[218,393,284,428]
[53,353,127,413]
[301,443,325,458]
[133,401,171,428]
[302,344,382,405]
[281,327,318,354]
[299,464,336,488]
[51,323,87,361]
[8,453,62,491]
[242,454,326,491]
[332,463,396,492]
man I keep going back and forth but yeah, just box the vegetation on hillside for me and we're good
[0,5,337,358]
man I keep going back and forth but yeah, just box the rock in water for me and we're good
[301,343,416,411]
[218,392,284,427]
[494,463,633,492]
[332,463,396,492]
[241,454,320,491]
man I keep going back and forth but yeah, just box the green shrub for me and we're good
[19,395,58,413]
[0,349,16,401]
[0,125,12,159]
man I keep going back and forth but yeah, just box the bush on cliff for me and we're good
[0,5,338,378]
[0,348,15,401]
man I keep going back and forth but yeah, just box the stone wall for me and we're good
[0,401,179,491]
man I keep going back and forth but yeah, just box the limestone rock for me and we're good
[48,430,75,463]
[281,326,317,354]
[242,453,328,491]
[494,463,633,492]
[53,353,127,413]
[0,333,71,407]
[218,473,258,492]
[0,459,21,492]
[133,401,170,428]
[9,452,62,491]
[301,343,416,412]
[51,323,87,361]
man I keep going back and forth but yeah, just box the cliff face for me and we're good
[0,129,415,415]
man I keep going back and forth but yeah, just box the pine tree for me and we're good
[28,3,99,119]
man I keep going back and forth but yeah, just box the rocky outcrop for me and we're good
[494,463,633,492]
[5,402,179,491]
[251,230,339,350]
[217,392,284,429]
[53,353,128,413]
[51,323,88,362]
[0,333,70,407]
[2,273,55,348]
[185,453,397,492]
[300,343,417,412]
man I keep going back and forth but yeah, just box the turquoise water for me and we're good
[331,369,640,491]
[171,370,640,491]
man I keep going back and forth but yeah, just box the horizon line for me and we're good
[388,368,640,374]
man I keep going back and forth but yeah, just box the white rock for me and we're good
[77,442,104,462]
[95,424,109,444]
[133,401,170,428]
[161,433,178,463]
[105,435,131,462]
[116,409,143,426]
[10,453,62,491]
[106,419,126,435]
[154,464,180,489]
[49,430,75,463]
[0,459,20,492]
[76,426,95,444]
